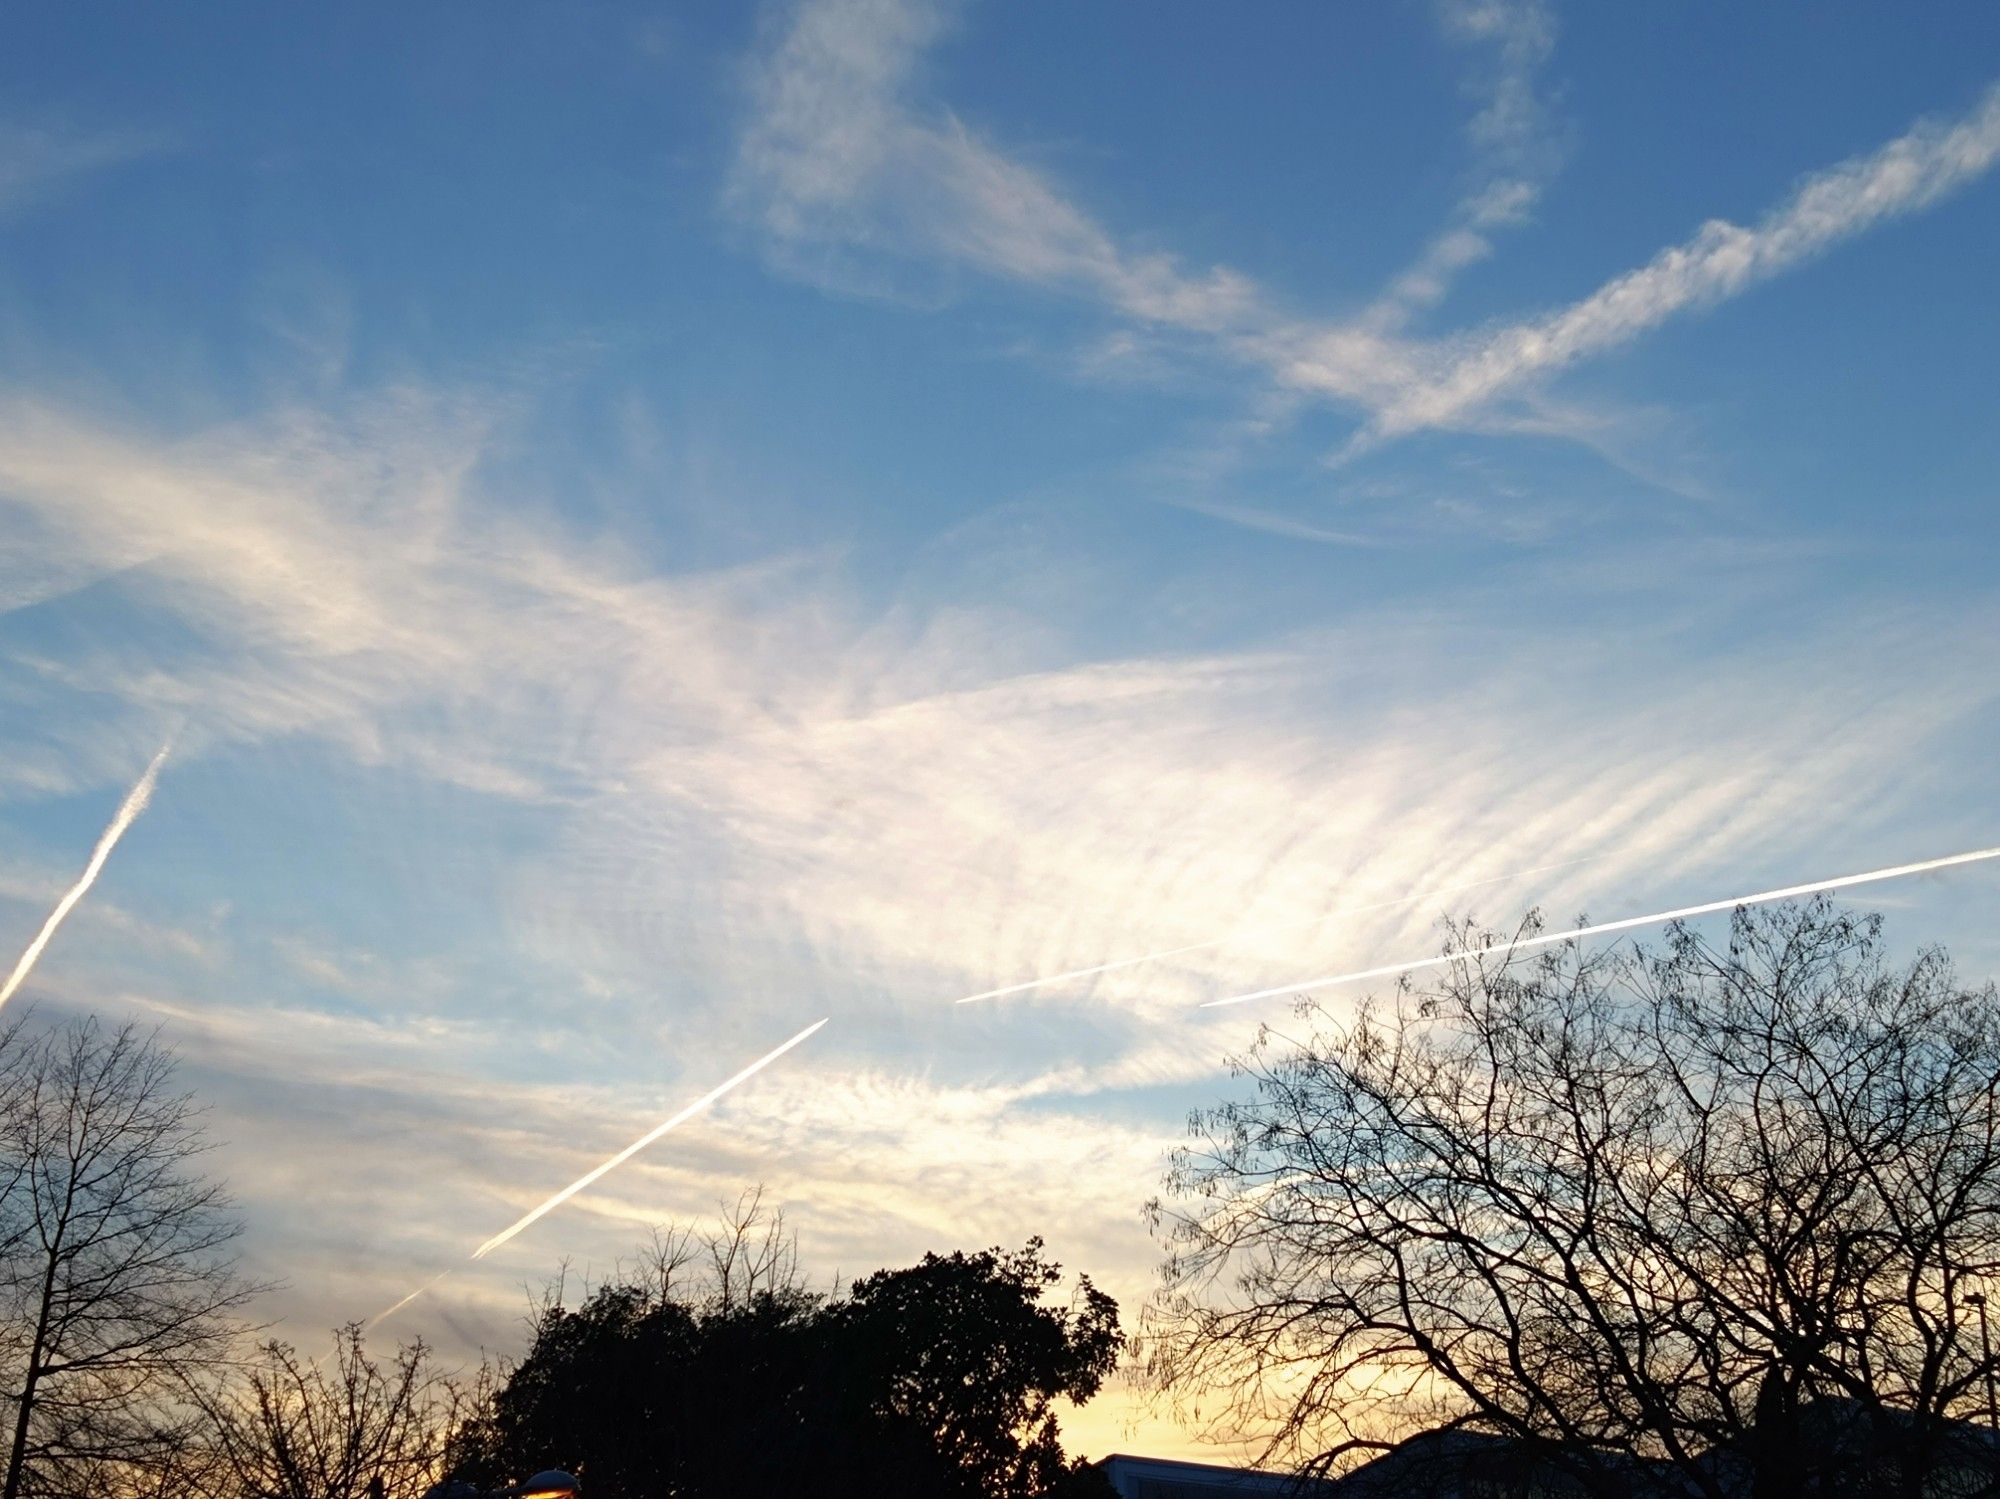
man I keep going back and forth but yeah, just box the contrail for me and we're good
[365,1270,453,1331]
[471,1017,830,1261]
[365,1018,831,1330]
[953,853,1611,1005]
[1201,845,2000,1009]
[0,739,174,1012]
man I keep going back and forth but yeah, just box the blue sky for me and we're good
[2,0,1998,1459]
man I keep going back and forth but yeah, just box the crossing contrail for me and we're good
[1201,845,2000,1009]
[471,1017,830,1260]
[953,852,1610,1005]
[0,739,174,1012]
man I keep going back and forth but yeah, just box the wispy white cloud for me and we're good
[0,860,211,964]
[93,974,1178,1342]
[953,851,1611,1006]
[0,121,166,215]
[729,0,1260,330]
[1249,78,2000,451]
[8,384,1994,1044]
[1203,844,2000,1009]
[1449,1,1555,159]
[2,375,1992,1477]
[1363,0,1561,331]
[728,0,2000,454]
[0,392,828,800]
[731,0,952,241]
[1348,81,2000,443]
[7,9,1993,1460]
[1167,498,1389,550]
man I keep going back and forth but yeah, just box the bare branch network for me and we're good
[1148,897,2000,1498]
[0,1018,258,1499]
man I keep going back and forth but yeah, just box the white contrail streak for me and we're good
[1201,845,2000,1009]
[470,1017,830,1261]
[953,853,1610,1005]
[368,1019,831,1329]
[0,739,174,1012]
[366,1270,453,1332]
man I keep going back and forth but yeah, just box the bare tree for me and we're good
[1148,899,2000,1498]
[191,1325,476,1499]
[0,1018,255,1499]
[0,1018,32,1263]
[704,1185,800,1309]
[628,1223,700,1306]
[535,1187,802,1320]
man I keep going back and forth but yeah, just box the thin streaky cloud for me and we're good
[729,0,1261,329]
[470,1017,830,1260]
[733,3,2000,450]
[0,122,168,215]
[954,851,1612,1005]
[1201,844,2000,1009]
[1346,80,2000,442]
[1364,0,1560,331]
[1169,499,1388,551]
[0,737,174,1012]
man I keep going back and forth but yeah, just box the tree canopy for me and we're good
[451,1223,1121,1499]
[1149,899,2000,1499]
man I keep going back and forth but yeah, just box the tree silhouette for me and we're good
[0,1019,254,1499]
[189,1325,474,1499]
[835,1241,1122,1496]
[1150,899,2000,1498]
[452,1205,1120,1499]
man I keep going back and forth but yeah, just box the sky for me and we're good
[2,0,1998,1463]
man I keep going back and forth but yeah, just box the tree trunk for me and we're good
[2,1245,62,1499]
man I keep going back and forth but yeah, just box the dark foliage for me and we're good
[452,1237,1121,1499]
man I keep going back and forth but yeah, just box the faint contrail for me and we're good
[1201,845,2000,1009]
[365,1270,453,1331]
[471,1017,830,1261]
[0,739,174,1012]
[953,853,1611,1005]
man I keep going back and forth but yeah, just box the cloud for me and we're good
[597,617,1991,1035]
[0,859,211,964]
[728,0,2000,453]
[7,12,1995,1454]
[1350,81,2000,442]
[1168,498,1392,550]
[1444,0,1557,162]
[88,974,1179,1347]
[1203,844,2000,1009]
[469,1018,831,1262]
[731,0,953,240]
[1248,77,2000,451]
[729,0,1557,336]
[728,0,1261,330]
[1363,0,1561,331]
[0,121,166,215]
[6,381,1998,1464]
[0,392,828,800]
[8,386,1994,1045]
